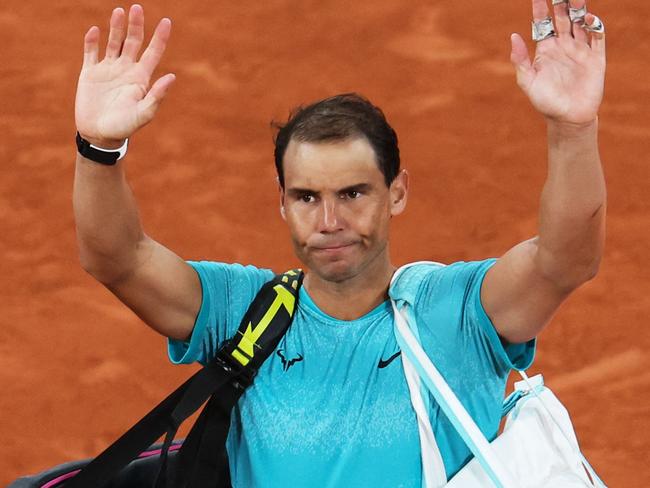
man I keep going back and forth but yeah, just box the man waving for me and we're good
[73,0,606,485]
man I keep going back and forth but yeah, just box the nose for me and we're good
[318,198,344,233]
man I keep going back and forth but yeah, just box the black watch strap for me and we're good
[76,132,128,165]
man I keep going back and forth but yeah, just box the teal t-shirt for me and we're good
[168,259,535,487]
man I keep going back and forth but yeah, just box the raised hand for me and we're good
[75,4,175,148]
[510,0,606,126]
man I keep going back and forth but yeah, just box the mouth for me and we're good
[312,242,357,253]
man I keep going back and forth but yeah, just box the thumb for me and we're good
[510,33,534,91]
[137,73,176,125]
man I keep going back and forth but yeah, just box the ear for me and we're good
[278,181,287,221]
[389,169,409,217]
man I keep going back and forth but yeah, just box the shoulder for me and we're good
[188,261,275,291]
[168,262,277,365]
[187,260,276,327]
[390,259,497,305]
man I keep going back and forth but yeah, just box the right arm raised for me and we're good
[74,5,199,341]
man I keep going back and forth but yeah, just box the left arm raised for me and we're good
[481,0,606,344]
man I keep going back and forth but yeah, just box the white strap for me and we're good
[400,333,448,488]
[390,263,448,488]
[392,300,519,488]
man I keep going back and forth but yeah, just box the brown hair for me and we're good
[273,93,400,188]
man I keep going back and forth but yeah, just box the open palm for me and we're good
[511,0,606,125]
[75,5,175,147]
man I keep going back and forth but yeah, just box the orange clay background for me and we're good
[1,1,648,485]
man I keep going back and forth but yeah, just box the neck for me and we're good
[303,251,395,321]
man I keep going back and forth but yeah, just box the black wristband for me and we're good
[76,132,128,165]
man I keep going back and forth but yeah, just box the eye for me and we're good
[344,190,361,199]
[300,193,315,203]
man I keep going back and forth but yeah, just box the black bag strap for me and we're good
[64,269,303,488]
[159,269,304,488]
[166,391,233,487]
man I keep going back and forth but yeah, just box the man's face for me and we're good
[280,137,407,283]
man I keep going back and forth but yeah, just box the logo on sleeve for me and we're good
[277,349,304,371]
[378,351,401,369]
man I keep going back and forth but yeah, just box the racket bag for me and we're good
[9,270,303,488]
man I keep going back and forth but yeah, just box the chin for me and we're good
[315,267,355,283]
[309,258,362,283]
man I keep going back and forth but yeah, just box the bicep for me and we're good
[104,236,202,341]
[481,237,571,344]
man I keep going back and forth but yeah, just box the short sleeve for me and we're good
[408,259,536,375]
[167,261,274,365]
[466,260,536,371]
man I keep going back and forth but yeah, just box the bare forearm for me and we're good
[536,119,606,289]
[73,153,147,283]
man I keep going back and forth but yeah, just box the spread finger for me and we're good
[105,7,126,60]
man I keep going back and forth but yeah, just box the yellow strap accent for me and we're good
[232,349,250,366]
[232,284,296,365]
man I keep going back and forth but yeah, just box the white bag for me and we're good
[444,377,605,488]
[390,264,607,488]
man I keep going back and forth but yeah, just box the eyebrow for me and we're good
[286,183,373,198]
[338,183,373,194]
[285,187,319,198]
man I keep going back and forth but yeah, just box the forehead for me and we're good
[283,137,383,189]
